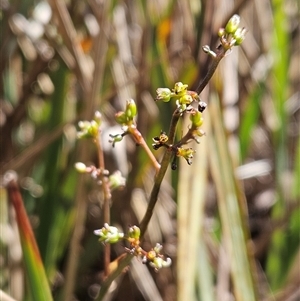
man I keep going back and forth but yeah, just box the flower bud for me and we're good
[202,45,217,58]
[125,99,137,119]
[150,257,163,270]
[74,162,87,173]
[77,120,99,139]
[190,111,203,127]
[109,171,126,190]
[149,256,172,271]
[156,88,172,102]
[147,250,157,261]
[179,94,193,105]
[218,28,225,37]
[94,111,102,124]
[115,111,127,124]
[94,223,124,244]
[173,82,188,96]
[234,27,246,45]
[88,120,99,137]
[128,225,141,240]
[153,243,163,254]
[225,14,240,34]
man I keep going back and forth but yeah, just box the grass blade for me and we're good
[5,173,53,301]
[207,93,257,301]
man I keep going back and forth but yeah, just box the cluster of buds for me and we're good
[74,163,126,189]
[75,112,126,189]
[75,162,108,178]
[202,14,246,57]
[154,82,207,167]
[142,243,172,272]
[77,111,102,139]
[109,99,138,146]
[94,224,171,271]
[94,223,124,244]
[220,14,247,48]
[156,82,200,113]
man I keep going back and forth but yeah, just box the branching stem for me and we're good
[129,127,161,173]
[98,43,228,301]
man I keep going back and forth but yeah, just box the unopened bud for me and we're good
[125,99,137,118]
[115,111,127,124]
[234,27,246,45]
[190,111,203,127]
[173,82,188,96]
[225,14,240,34]
[156,88,172,102]
[74,162,87,173]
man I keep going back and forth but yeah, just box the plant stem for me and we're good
[98,40,227,300]
[130,127,161,173]
[97,111,181,300]
[95,135,111,277]
[196,46,226,94]
[139,109,180,236]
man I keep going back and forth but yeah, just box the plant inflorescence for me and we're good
[75,13,246,292]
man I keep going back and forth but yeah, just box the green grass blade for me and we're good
[6,176,53,301]
[207,94,257,301]
[239,83,265,161]
[265,0,292,290]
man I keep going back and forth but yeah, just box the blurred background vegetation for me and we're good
[0,0,299,300]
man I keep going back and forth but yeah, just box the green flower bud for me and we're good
[161,257,172,268]
[225,14,240,34]
[218,28,225,37]
[94,111,102,125]
[149,256,172,271]
[77,120,99,139]
[88,120,99,137]
[234,27,246,45]
[128,225,141,239]
[151,257,163,269]
[156,88,172,102]
[125,99,137,118]
[179,94,193,105]
[153,243,163,254]
[173,82,188,96]
[190,110,203,127]
[115,111,127,124]
[109,171,126,190]
[94,223,124,244]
